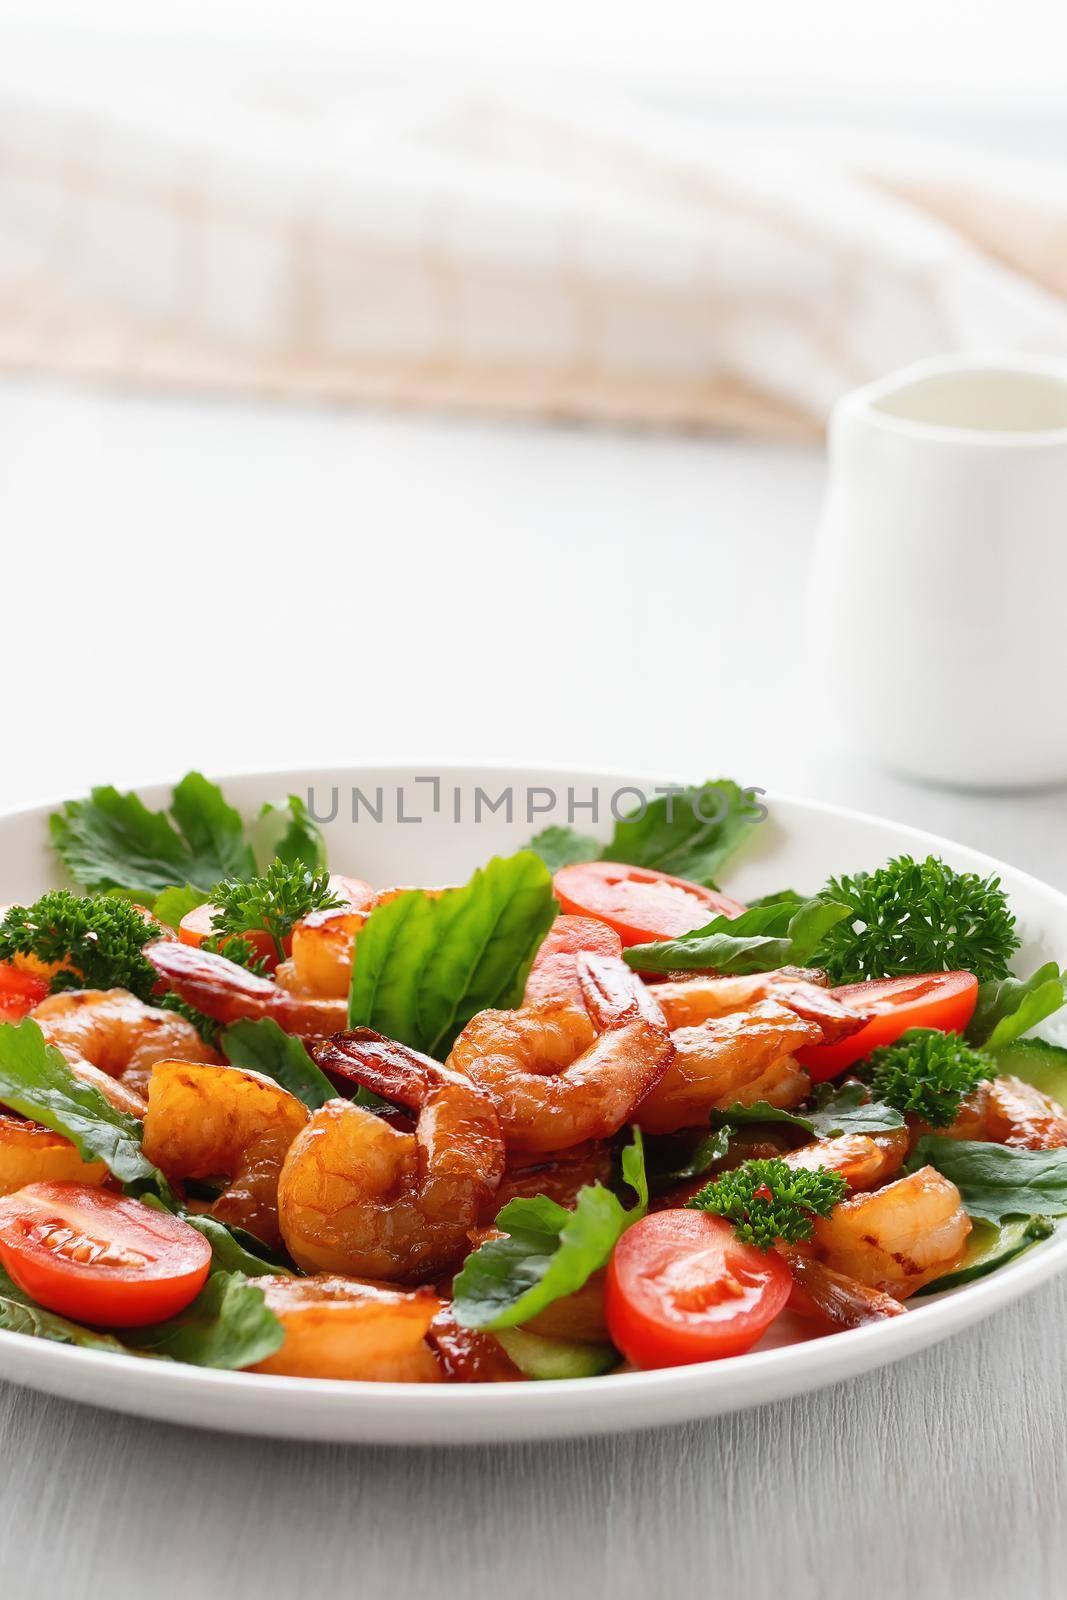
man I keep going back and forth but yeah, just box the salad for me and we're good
[0,773,1065,1384]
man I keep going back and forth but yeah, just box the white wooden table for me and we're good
[1,379,1065,1599]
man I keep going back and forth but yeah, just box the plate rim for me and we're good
[2,761,1066,1440]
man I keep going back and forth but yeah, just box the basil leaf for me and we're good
[0,1266,129,1354]
[152,883,210,928]
[52,771,255,899]
[453,1129,646,1330]
[712,1082,905,1138]
[527,826,599,873]
[625,897,850,976]
[220,1017,336,1110]
[909,1135,1067,1222]
[122,1272,283,1369]
[602,780,762,886]
[966,964,1066,1051]
[349,852,556,1057]
[250,795,329,873]
[0,1019,170,1196]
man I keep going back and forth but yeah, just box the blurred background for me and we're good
[2,0,1066,861]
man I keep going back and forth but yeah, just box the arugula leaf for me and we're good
[0,1266,128,1353]
[602,780,761,886]
[909,1135,1067,1222]
[250,795,329,872]
[349,852,556,1057]
[527,825,599,873]
[152,884,209,928]
[51,772,255,899]
[966,964,1067,1051]
[453,1130,647,1330]
[121,1272,283,1368]
[624,896,850,976]
[0,1019,170,1196]
[220,1018,336,1111]
[711,1081,905,1138]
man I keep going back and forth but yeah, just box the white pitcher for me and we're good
[810,353,1067,789]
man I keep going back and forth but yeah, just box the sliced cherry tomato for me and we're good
[553,861,745,948]
[178,902,280,967]
[604,1210,791,1368]
[796,970,980,1081]
[524,914,624,1006]
[0,963,50,1021]
[0,1182,211,1326]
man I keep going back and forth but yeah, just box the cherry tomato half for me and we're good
[605,1210,791,1368]
[178,902,281,968]
[796,971,980,1081]
[524,914,624,1006]
[553,861,745,948]
[0,1182,212,1326]
[0,963,50,1021]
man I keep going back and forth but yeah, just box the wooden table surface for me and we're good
[1,380,1064,1600]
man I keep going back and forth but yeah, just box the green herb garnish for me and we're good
[966,964,1067,1050]
[624,895,851,976]
[687,1158,847,1250]
[0,891,161,1001]
[815,855,1019,985]
[868,1028,989,1129]
[209,860,343,963]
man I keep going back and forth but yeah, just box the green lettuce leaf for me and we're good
[0,1019,169,1195]
[220,1018,337,1110]
[250,795,329,873]
[120,1272,283,1368]
[152,883,210,928]
[349,851,556,1057]
[624,896,850,975]
[711,1081,905,1138]
[909,1135,1067,1223]
[51,772,255,898]
[0,1266,128,1353]
[966,964,1067,1051]
[452,1130,646,1331]
[527,825,599,873]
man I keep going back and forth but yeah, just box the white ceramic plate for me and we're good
[1,764,1066,1445]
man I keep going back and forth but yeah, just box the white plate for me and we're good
[1,764,1066,1445]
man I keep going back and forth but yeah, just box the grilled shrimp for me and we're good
[250,1275,443,1381]
[947,1075,1067,1150]
[780,1248,907,1329]
[280,1036,504,1282]
[33,989,216,1105]
[273,876,376,1000]
[784,1129,909,1191]
[812,1165,971,1298]
[0,1114,108,1195]
[446,957,672,1157]
[652,969,868,1046]
[145,940,348,1038]
[523,916,625,1011]
[142,1062,308,1246]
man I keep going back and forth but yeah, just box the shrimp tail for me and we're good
[780,1247,907,1328]
[577,953,667,1029]
[313,1029,438,1109]
[144,938,347,1037]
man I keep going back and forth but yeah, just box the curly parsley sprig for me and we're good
[0,892,161,1002]
[687,1158,847,1251]
[209,861,343,962]
[815,855,1019,985]
[868,1027,990,1129]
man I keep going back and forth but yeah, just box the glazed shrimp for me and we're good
[783,1129,910,1191]
[145,940,348,1038]
[946,1075,1067,1150]
[142,1061,308,1246]
[812,1165,971,1298]
[0,1114,108,1195]
[652,969,868,1046]
[250,1275,443,1382]
[279,1035,504,1281]
[33,988,217,1105]
[273,876,376,1000]
[779,1248,907,1329]
[446,957,673,1157]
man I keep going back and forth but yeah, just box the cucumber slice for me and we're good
[991,1039,1067,1105]
[495,1327,618,1380]
[914,1214,1055,1295]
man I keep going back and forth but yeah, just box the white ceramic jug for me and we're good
[810,354,1067,789]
